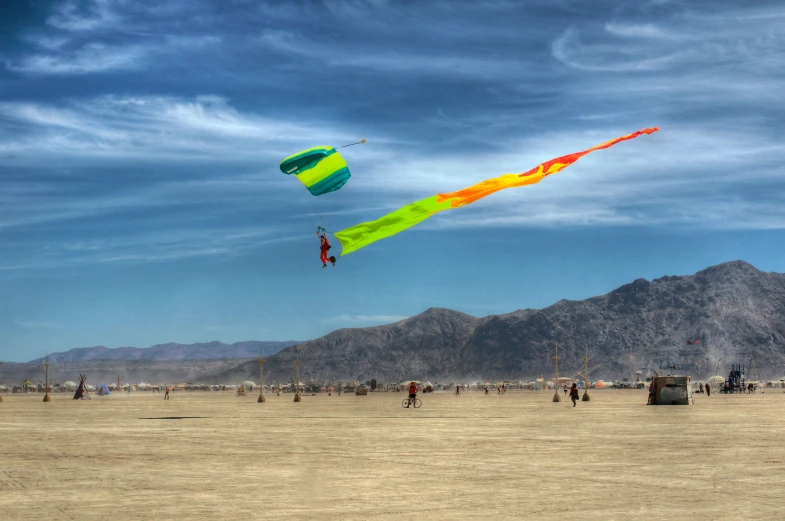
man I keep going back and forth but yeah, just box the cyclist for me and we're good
[407,381,418,407]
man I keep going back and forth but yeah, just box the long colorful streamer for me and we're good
[334,127,659,256]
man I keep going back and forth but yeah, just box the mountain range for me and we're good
[4,261,784,385]
[26,340,299,364]
[217,261,785,383]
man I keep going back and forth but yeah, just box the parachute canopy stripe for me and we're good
[280,146,351,196]
[280,146,333,173]
[334,127,659,256]
[307,166,350,195]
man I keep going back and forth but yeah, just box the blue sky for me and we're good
[2,0,785,362]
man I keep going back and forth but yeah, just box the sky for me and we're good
[1,0,785,362]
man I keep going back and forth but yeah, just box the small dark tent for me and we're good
[72,375,87,400]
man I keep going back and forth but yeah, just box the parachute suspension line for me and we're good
[336,138,367,149]
[308,195,330,234]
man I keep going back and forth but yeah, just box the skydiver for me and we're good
[318,227,336,268]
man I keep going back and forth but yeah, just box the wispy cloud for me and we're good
[205,325,231,332]
[14,317,59,329]
[258,29,540,79]
[0,95,354,162]
[603,22,679,40]
[552,28,685,72]
[7,0,222,75]
[7,43,146,74]
[0,226,300,272]
[46,0,121,32]
[330,315,409,323]
[553,6,785,74]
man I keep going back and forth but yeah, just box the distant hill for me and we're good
[211,261,785,383]
[0,359,251,386]
[27,341,300,364]
[7,261,785,387]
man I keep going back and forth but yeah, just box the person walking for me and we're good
[569,383,579,407]
[705,382,710,397]
[164,386,170,400]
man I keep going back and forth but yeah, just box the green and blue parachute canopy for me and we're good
[280,144,356,196]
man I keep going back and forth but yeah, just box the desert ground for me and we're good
[1,389,784,520]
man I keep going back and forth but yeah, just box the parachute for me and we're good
[280,143,360,196]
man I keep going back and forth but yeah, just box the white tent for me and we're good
[241,380,257,390]
[707,376,725,387]
[62,381,77,389]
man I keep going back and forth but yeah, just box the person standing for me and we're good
[569,383,579,407]
[705,382,710,397]
[164,386,170,400]
[407,381,418,407]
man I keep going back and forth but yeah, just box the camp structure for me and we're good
[707,375,725,389]
[398,380,420,391]
[648,375,692,405]
[95,384,111,396]
[241,380,257,391]
[72,375,87,400]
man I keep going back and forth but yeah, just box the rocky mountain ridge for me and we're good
[215,261,785,383]
[26,340,299,363]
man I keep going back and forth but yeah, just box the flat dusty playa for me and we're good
[1,390,784,520]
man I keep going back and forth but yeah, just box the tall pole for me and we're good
[552,344,561,402]
[582,348,591,401]
[43,352,51,402]
[293,355,302,403]
[0,361,4,402]
[257,348,266,403]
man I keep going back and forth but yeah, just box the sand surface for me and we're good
[1,389,784,520]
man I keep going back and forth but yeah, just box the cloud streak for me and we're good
[0,95,355,162]
[14,317,59,329]
[7,43,147,74]
[330,315,409,324]
[46,0,121,32]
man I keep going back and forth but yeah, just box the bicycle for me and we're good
[402,396,422,408]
